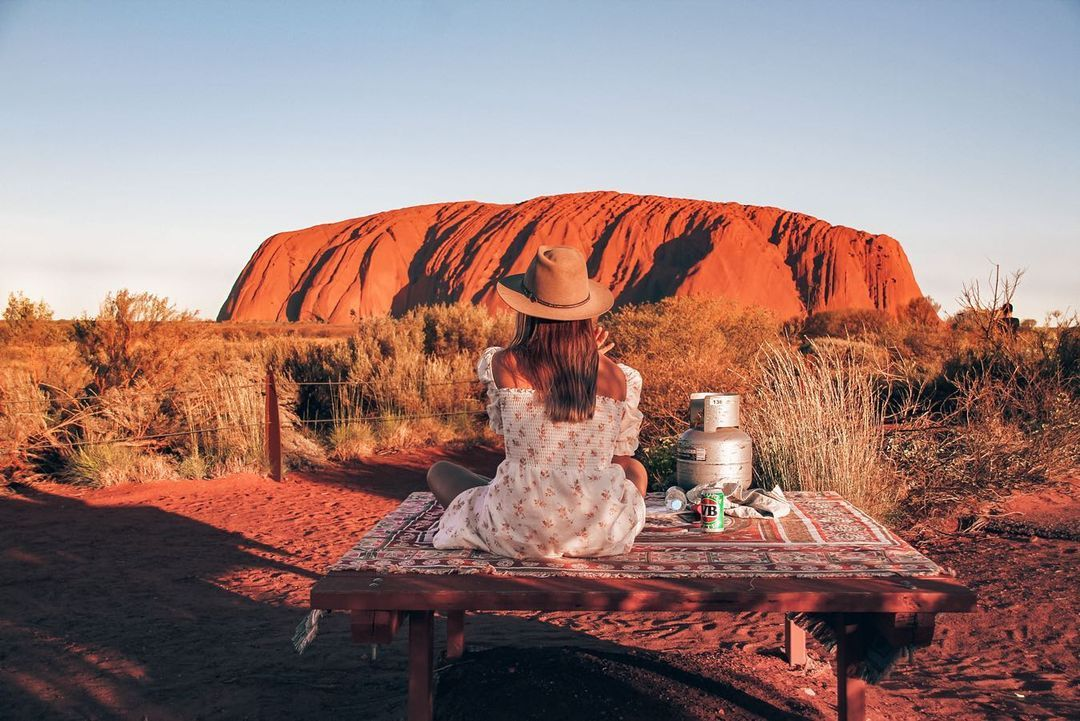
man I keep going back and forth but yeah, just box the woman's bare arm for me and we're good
[612,455,647,496]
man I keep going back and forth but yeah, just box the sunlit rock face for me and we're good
[218,191,923,322]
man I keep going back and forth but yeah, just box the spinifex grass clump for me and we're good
[744,342,895,518]
[175,372,269,477]
[64,442,179,487]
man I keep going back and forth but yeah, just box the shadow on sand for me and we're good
[1,485,356,719]
[434,612,818,721]
[287,443,505,501]
[1,469,817,720]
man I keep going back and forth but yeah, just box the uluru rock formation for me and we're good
[218,191,924,322]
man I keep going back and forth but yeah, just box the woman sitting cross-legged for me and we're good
[429,245,648,560]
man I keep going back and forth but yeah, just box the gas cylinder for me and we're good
[675,393,753,493]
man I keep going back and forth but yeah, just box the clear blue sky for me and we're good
[1,0,1077,320]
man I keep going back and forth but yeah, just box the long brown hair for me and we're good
[506,311,598,423]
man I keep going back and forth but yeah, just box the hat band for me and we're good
[520,281,591,309]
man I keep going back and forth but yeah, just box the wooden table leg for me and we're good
[446,610,465,659]
[834,614,866,721]
[785,615,807,667]
[408,611,434,721]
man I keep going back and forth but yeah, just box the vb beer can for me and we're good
[699,491,725,532]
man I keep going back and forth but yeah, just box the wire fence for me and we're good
[2,367,959,472]
[0,382,265,408]
[294,409,487,425]
[38,422,266,449]
[0,369,491,469]
[287,378,481,388]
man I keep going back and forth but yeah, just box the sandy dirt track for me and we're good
[1,446,1077,720]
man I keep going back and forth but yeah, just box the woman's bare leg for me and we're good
[612,456,648,497]
[426,460,491,507]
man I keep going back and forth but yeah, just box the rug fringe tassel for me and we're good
[292,609,327,655]
[786,612,914,684]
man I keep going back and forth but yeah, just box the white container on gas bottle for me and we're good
[675,393,753,493]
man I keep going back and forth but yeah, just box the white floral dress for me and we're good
[432,346,647,559]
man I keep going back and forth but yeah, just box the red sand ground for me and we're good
[1,446,1076,720]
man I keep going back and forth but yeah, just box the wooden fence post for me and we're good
[265,365,283,481]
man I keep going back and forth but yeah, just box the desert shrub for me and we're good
[174,371,267,471]
[2,340,91,404]
[900,296,943,326]
[889,336,1080,517]
[276,334,482,423]
[604,297,779,444]
[884,268,1079,517]
[72,290,204,391]
[802,336,890,371]
[266,304,501,452]
[1058,326,1080,382]
[418,303,514,356]
[742,342,896,518]
[3,291,53,327]
[598,297,779,485]
[888,376,1078,519]
[2,293,329,484]
[0,293,88,459]
[800,299,954,386]
[894,297,953,381]
[802,308,896,342]
[0,341,93,484]
[1,292,63,345]
[0,369,50,456]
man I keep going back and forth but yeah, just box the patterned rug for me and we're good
[328,491,944,579]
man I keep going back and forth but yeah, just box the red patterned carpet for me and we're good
[329,491,943,578]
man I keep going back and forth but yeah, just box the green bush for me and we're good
[801,308,894,340]
[62,442,179,488]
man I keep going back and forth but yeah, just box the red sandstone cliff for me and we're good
[218,191,923,322]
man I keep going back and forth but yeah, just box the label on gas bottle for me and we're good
[676,440,707,461]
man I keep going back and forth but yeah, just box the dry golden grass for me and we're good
[604,297,778,444]
[62,442,180,487]
[175,371,268,478]
[888,350,1080,519]
[1,287,1075,523]
[743,342,896,518]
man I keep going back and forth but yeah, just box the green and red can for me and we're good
[698,491,725,533]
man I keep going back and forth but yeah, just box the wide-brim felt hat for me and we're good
[496,245,614,321]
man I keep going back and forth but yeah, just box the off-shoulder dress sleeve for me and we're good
[613,364,644,456]
[476,346,504,436]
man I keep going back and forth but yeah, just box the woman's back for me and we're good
[491,348,628,403]
[431,346,647,559]
[497,387,625,474]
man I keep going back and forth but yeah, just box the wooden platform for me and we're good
[311,569,975,721]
